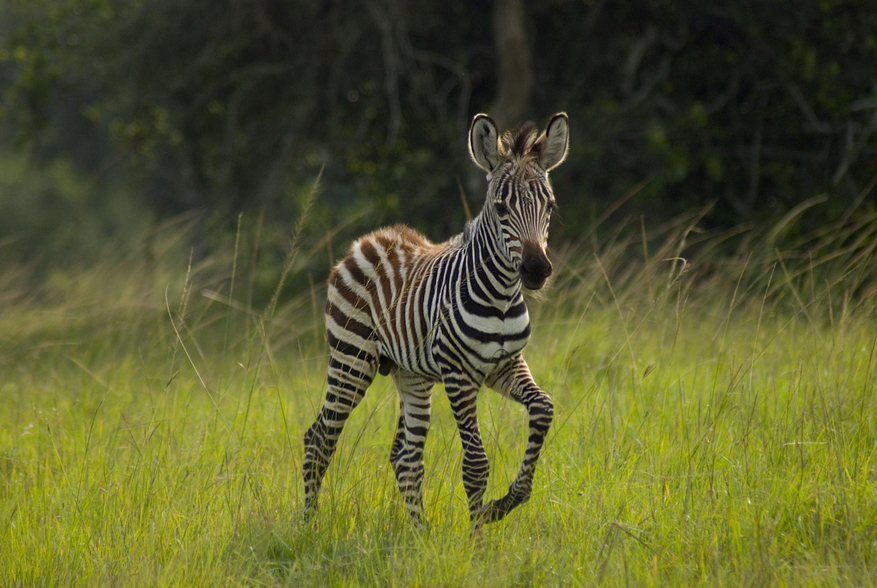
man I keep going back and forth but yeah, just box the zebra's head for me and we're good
[468,112,569,290]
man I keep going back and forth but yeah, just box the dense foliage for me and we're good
[2,0,876,250]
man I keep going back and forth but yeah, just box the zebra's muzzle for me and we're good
[520,243,552,290]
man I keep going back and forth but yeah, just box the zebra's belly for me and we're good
[474,336,529,370]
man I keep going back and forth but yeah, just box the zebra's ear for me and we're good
[469,114,500,173]
[537,113,569,171]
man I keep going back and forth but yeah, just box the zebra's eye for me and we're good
[494,201,510,216]
[547,200,558,213]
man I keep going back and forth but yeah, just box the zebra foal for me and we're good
[303,112,569,527]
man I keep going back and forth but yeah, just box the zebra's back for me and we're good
[326,223,448,379]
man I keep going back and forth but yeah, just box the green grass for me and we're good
[2,210,877,587]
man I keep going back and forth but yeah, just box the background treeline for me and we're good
[2,0,876,284]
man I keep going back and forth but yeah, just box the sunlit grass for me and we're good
[2,209,877,586]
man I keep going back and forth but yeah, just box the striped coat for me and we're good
[304,113,569,527]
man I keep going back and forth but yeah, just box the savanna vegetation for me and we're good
[2,1,877,586]
[3,206,877,586]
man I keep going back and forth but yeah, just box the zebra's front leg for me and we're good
[481,355,554,524]
[445,379,491,524]
[389,370,434,526]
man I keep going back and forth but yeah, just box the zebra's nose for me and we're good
[520,245,552,290]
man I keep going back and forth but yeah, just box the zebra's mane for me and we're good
[500,122,540,159]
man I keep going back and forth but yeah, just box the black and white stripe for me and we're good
[303,112,569,527]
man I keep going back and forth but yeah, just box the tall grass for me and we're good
[2,203,877,586]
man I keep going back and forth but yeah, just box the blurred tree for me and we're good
[491,0,533,130]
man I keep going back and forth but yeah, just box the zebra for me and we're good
[303,112,569,528]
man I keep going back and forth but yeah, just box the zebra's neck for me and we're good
[460,211,522,299]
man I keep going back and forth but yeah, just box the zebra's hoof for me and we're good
[472,499,505,526]
[408,513,430,532]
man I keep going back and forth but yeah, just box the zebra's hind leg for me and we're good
[480,355,554,525]
[389,370,434,526]
[302,341,377,522]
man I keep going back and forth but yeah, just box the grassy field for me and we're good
[2,209,877,587]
